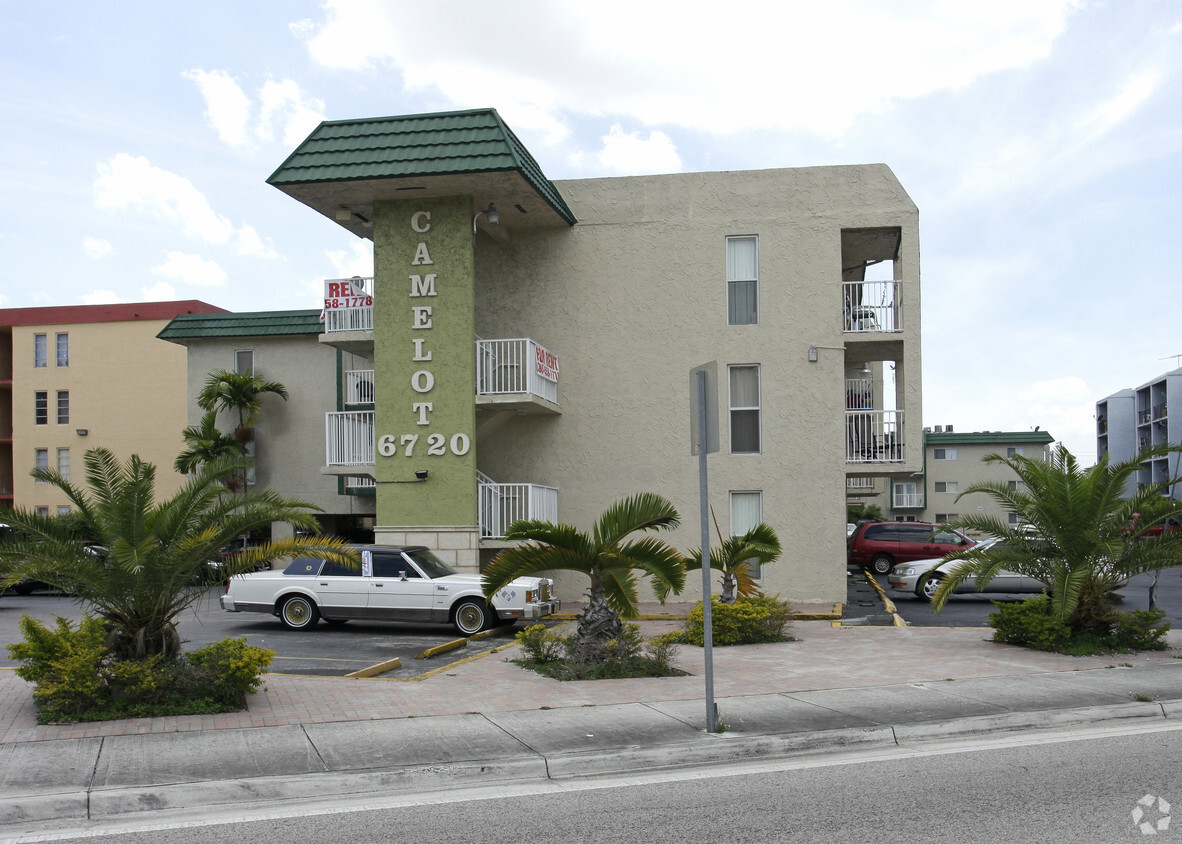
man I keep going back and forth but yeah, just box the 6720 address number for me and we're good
[378,433,471,457]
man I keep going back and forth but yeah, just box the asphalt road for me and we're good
[0,588,529,678]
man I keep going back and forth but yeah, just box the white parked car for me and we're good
[221,545,558,635]
[886,537,1046,601]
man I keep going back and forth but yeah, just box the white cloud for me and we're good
[258,78,326,146]
[597,126,681,175]
[324,240,374,279]
[152,251,227,287]
[140,282,178,301]
[82,236,114,259]
[81,290,124,305]
[183,69,252,146]
[94,153,235,244]
[236,224,278,259]
[185,68,325,149]
[295,0,1077,137]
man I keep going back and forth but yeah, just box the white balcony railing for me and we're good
[845,377,873,409]
[323,276,374,333]
[476,337,559,404]
[846,409,905,463]
[345,370,375,404]
[842,281,902,333]
[326,411,374,466]
[478,472,559,539]
[846,476,876,490]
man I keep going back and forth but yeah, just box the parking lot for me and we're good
[0,587,538,678]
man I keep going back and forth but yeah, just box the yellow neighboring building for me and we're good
[0,301,226,514]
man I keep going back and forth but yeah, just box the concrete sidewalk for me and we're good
[4,609,1182,830]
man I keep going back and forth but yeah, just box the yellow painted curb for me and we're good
[416,638,469,659]
[345,657,403,678]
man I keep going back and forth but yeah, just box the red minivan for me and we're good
[847,521,975,575]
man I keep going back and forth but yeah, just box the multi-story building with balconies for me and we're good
[1097,368,1182,498]
[163,108,925,605]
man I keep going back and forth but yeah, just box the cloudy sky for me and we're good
[2,0,1180,462]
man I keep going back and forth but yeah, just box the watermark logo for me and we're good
[1132,794,1171,835]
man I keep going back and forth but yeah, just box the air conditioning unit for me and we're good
[946,424,954,432]
[934,425,944,433]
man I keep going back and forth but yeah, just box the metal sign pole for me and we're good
[697,369,717,733]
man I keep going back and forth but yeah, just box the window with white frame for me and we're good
[57,391,69,424]
[933,448,957,460]
[34,448,48,481]
[728,365,761,453]
[56,333,69,367]
[57,448,70,481]
[35,506,49,517]
[934,481,958,493]
[730,491,764,580]
[726,236,758,325]
[34,391,47,425]
[58,505,71,516]
[33,333,46,368]
[1007,447,1025,458]
[235,349,255,375]
[935,513,959,523]
[1008,512,1022,525]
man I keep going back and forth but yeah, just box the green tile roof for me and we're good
[925,430,1055,445]
[157,310,323,341]
[267,108,576,225]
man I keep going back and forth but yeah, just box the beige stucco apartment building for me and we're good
[163,108,924,606]
[0,301,226,514]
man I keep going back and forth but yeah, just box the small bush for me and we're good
[6,613,275,724]
[681,596,794,646]
[511,623,682,681]
[989,596,1171,654]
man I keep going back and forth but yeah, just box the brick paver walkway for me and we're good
[4,619,1176,745]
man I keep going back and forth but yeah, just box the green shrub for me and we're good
[989,596,1170,654]
[6,613,275,723]
[682,595,794,646]
[511,623,682,681]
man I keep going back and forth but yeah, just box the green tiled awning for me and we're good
[158,310,323,341]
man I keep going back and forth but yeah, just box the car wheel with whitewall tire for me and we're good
[869,554,894,575]
[279,595,320,630]
[918,572,944,602]
[452,599,493,635]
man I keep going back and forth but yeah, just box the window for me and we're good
[235,349,255,375]
[33,333,47,367]
[726,236,758,325]
[1007,447,1025,458]
[728,365,761,453]
[56,391,69,424]
[56,333,69,367]
[1008,513,1023,526]
[934,481,958,494]
[34,448,48,481]
[57,448,70,481]
[58,506,71,516]
[35,506,49,518]
[34,391,47,425]
[935,513,959,523]
[730,491,763,580]
[933,448,957,461]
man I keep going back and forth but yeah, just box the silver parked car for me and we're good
[886,538,1048,601]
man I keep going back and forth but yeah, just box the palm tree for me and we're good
[933,444,1182,635]
[682,522,782,604]
[481,492,685,660]
[197,370,289,444]
[175,410,245,475]
[0,448,356,660]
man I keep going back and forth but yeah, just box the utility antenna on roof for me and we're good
[1160,354,1182,368]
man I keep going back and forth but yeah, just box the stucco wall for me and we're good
[471,165,920,604]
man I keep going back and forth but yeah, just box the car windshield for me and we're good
[404,548,455,579]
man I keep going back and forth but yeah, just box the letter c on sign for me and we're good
[411,211,431,233]
[411,371,435,393]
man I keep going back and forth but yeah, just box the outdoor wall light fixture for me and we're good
[334,207,372,228]
[76,429,89,436]
[472,202,500,231]
[414,470,429,480]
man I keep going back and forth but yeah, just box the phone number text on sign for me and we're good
[324,296,373,309]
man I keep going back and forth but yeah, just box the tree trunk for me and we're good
[573,576,623,663]
[720,571,737,604]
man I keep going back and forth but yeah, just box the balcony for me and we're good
[475,337,560,414]
[320,277,374,355]
[842,281,902,334]
[846,410,905,463]
[478,472,558,539]
[325,411,374,467]
[893,491,925,508]
[345,370,374,405]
